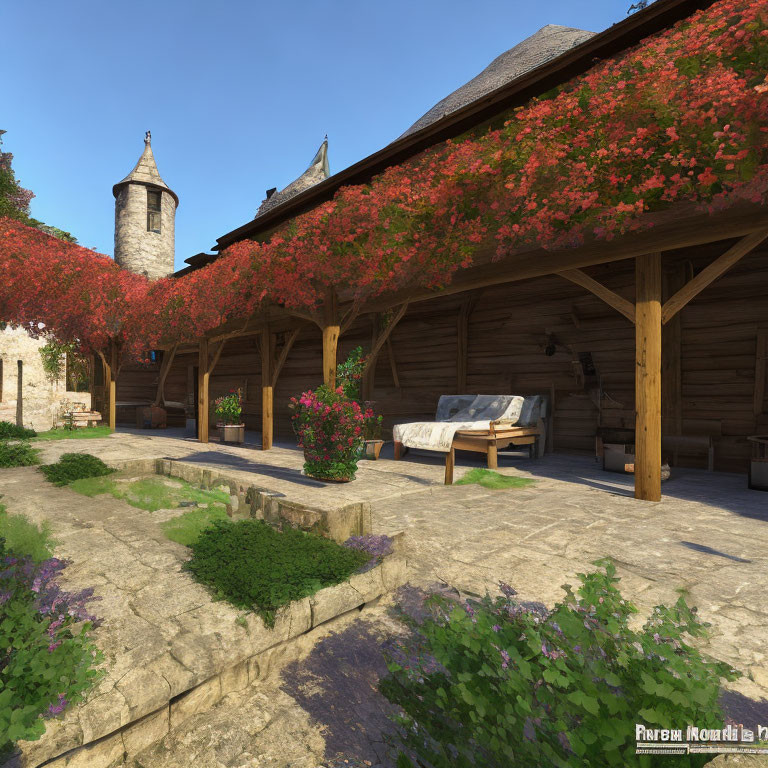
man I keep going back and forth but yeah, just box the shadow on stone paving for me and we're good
[171,451,328,488]
[721,689,768,732]
[280,617,401,767]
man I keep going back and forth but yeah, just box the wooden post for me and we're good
[109,342,117,431]
[198,339,209,443]
[635,253,662,502]
[322,289,339,388]
[261,330,274,450]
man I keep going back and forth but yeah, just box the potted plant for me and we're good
[289,385,365,482]
[362,404,384,460]
[214,389,245,444]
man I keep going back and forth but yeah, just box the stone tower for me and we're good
[113,131,178,279]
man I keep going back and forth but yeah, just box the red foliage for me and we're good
[0,218,147,352]
[1,0,766,358]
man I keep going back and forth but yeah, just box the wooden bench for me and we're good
[60,411,102,428]
[395,418,544,484]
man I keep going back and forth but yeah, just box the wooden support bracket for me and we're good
[662,228,768,324]
[558,268,635,323]
[153,344,178,407]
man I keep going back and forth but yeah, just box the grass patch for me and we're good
[40,453,114,486]
[70,475,230,513]
[0,505,56,562]
[0,441,39,468]
[186,519,371,626]
[455,468,535,490]
[0,421,36,439]
[34,426,113,441]
[161,506,230,546]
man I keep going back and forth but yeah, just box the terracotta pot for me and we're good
[219,424,245,444]
[363,439,384,460]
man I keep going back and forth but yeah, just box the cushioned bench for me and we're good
[393,394,545,484]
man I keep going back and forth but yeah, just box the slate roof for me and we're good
[255,138,330,219]
[400,25,595,138]
[113,134,179,206]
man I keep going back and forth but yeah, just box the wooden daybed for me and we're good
[393,395,546,484]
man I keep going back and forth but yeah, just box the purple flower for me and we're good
[492,624,501,632]
[499,648,511,669]
[46,694,68,717]
[343,534,394,573]
[523,717,537,742]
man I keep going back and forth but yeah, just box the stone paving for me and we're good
[3,431,768,766]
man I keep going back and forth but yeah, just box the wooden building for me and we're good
[109,0,768,503]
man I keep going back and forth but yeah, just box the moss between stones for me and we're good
[455,468,535,490]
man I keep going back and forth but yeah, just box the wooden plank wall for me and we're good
[118,240,768,473]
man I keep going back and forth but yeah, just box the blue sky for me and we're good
[5,0,631,270]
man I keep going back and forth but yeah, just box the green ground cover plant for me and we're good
[34,426,112,441]
[186,520,371,627]
[70,475,230,513]
[161,506,230,547]
[39,453,114,486]
[0,539,102,759]
[380,560,738,768]
[0,421,36,440]
[0,440,39,468]
[0,506,56,562]
[455,468,535,490]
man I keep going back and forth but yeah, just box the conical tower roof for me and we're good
[256,137,329,217]
[113,131,179,206]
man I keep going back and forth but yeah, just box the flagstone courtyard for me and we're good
[2,432,768,766]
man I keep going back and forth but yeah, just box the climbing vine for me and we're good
[0,0,766,359]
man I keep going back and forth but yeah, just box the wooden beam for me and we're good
[364,304,408,371]
[635,253,662,502]
[261,330,274,450]
[362,315,379,401]
[208,338,228,376]
[271,327,300,388]
[755,329,767,416]
[357,207,768,315]
[558,269,635,323]
[153,344,178,406]
[322,289,339,387]
[662,229,768,324]
[340,306,360,335]
[198,339,210,443]
[386,336,400,388]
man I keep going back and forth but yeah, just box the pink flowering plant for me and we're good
[214,388,243,425]
[289,385,366,481]
[381,560,739,767]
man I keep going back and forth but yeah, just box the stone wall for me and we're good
[0,327,91,431]
[114,184,175,279]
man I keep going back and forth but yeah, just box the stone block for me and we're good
[170,674,222,730]
[114,666,171,720]
[121,707,170,757]
[380,554,408,591]
[348,567,384,603]
[219,659,250,695]
[43,730,125,768]
[310,582,365,627]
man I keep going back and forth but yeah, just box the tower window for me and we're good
[147,190,162,233]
